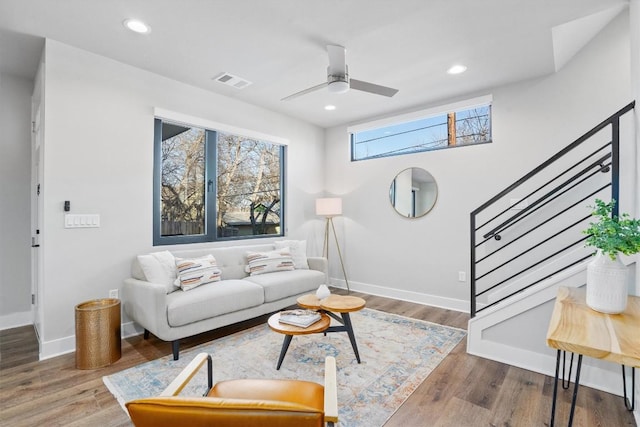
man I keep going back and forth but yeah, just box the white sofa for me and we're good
[123,242,327,360]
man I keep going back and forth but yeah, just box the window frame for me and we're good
[152,111,287,246]
[349,95,492,161]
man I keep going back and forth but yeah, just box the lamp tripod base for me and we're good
[322,217,350,293]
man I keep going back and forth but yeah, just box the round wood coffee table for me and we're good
[297,294,366,364]
[268,312,330,370]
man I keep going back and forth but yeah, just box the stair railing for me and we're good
[470,101,635,317]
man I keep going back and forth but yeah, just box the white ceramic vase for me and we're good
[316,284,331,300]
[586,251,628,314]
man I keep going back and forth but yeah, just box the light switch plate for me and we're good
[64,214,100,228]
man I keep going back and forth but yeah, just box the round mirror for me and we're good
[389,168,438,218]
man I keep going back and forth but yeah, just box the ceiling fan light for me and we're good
[328,80,349,94]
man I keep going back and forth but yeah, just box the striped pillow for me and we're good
[246,248,295,276]
[174,255,222,291]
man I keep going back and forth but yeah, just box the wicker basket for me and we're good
[75,298,121,369]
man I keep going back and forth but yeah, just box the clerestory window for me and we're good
[350,96,492,161]
[153,115,285,245]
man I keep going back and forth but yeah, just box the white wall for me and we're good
[629,0,639,422]
[323,10,633,309]
[38,40,325,358]
[0,72,33,329]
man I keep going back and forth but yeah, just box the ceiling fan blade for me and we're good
[350,79,399,97]
[281,82,328,101]
[327,45,346,76]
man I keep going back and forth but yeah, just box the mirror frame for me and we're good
[389,167,438,218]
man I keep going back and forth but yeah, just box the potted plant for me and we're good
[582,199,640,313]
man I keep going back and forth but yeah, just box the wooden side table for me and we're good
[268,312,331,370]
[546,286,640,426]
[297,294,366,364]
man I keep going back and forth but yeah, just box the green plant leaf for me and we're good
[583,199,640,259]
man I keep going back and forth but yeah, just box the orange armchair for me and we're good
[126,353,338,427]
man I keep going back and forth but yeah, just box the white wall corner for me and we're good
[552,4,627,72]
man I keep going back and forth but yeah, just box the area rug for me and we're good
[104,308,466,427]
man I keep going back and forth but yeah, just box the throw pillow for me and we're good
[137,250,179,294]
[174,255,222,291]
[246,248,295,276]
[275,240,309,269]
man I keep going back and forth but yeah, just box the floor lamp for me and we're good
[316,198,350,292]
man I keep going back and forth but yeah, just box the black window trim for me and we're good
[152,115,286,246]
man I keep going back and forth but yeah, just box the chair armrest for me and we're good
[323,356,338,424]
[161,353,213,397]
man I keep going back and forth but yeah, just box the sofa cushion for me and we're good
[174,255,222,291]
[244,269,324,303]
[167,280,264,327]
[170,244,276,280]
[137,251,179,294]
[246,248,295,276]
[275,240,309,269]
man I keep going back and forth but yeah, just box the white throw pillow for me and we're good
[246,248,295,276]
[137,251,179,294]
[275,240,309,269]
[174,255,222,291]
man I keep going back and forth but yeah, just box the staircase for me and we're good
[467,101,636,396]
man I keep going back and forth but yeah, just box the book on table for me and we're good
[278,309,321,328]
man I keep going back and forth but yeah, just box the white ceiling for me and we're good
[0,0,627,128]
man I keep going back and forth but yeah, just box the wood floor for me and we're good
[0,290,636,426]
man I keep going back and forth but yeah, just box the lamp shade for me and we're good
[316,198,342,217]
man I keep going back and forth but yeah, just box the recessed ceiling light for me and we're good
[124,19,151,34]
[324,105,336,111]
[447,64,467,75]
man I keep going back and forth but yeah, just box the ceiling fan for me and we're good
[281,45,399,101]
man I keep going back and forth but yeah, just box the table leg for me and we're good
[342,313,361,364]
[622,366,635,411]
[550,349,561,427]
[566,354,583,426]
[550,350,583,427]
[562,351,574,390]
[276,334,293,370]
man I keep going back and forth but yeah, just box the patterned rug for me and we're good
[104,308,466,427]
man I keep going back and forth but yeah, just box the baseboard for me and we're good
[0,310,32,330]
[122,320,143,338]
[467,267,632,398]
[467,334,625,397]
[39,321,139,361]
[329,278,469,313]
[40,334,76,360]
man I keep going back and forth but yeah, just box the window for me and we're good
[153,117,285,245]
[350,97,492,161]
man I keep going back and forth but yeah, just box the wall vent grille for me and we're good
[213,72,252,89]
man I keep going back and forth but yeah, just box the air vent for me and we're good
[213,72,252,89]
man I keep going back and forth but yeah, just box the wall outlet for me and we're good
[109,289,119,299]
[458,271,466,282]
